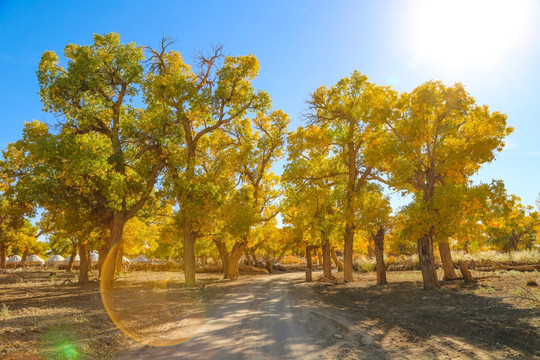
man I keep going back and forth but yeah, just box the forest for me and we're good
[0,32,538,291]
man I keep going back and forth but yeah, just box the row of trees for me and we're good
[282,71,518,289]
[0,33,537,290]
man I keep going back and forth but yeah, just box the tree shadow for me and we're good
[294,277,540,359]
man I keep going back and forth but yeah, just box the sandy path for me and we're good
[119,272,338,360]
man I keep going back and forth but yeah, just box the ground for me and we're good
[0,268,539,359]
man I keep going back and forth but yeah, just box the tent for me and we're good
[90,252,99,264]
[63,254,80,264]
[7,255,22,263]
[26,255,45,264]
[122,256,130,264]
[131,255,149,263]
[46,254,65,265]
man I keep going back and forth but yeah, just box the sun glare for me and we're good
[408,0,536,71]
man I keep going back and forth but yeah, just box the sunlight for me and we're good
[408,0,536,71]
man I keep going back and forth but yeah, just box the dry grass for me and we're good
[0,270,224,359]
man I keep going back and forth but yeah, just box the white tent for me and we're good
[122,256,130,264]
[63,254,80,264]
[26,255,45,264]
[131,255,149,263]
[90,253,99,264]
[46,254,65,265]
[7,255,22,263]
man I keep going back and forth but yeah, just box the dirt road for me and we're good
[119,272,349,360]
[2,269,538,359]
[115,270,540,360]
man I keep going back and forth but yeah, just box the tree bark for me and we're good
[101,212,126,289]
[244,250,253,266]
[317,251,322,266]
[265,256,273,274]
[459,261,475,282]
[213,239,229,273]
[373,227,387,286]
[510,230,521,251]
[343,207,355,282]
[224,241,248,279]
[439,239,457,280]
[0,245,6,271]
[183,214,197,287]
[98,244,107,279]
[66,242,77,272]
[86,249,92,273]
[115,241,124,273]
[418,232,440,289]
[322,241,332,278]
[305,245,314,282]
[78,243,89,283]
[20,249,29,267]
[343,118,357,283]
[331,247,343,272]
[367,238,375,259]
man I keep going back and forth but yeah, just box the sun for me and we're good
[407,0,536,71]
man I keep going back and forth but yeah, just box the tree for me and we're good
[370,81,513,289]
[307,71,393,281]
[35,33,163,288]
[221,111,288,278]
[483,181,539,251]
[0,196,28,270]
[0,157,35,270]
[283,124,343,280]
[355,184,392,285]
[146,42,273,286]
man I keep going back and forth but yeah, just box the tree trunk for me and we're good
[0,245,6,271]
[317,251,322,266]
[101,212,125,290]
[462,241,470,254]
[20,249,29,267]
[418,233,440,289]
[367,238,375,259]
[510,230,521,251]
[439,239,457,280]
[183,214,197,287]
[331,247,343,272]
[67,242,77,272]
[459,261,475,282]
[343,119,356,282]
[306,245,314,282]
[98,244,107,279]
[343,214,354,282]
[86,249,92,273]
[115,241,124,273]
[265,257,273,274]
[322,241,332,278]
[373,227,387,286]
[251,251,258,267]
[214,239,229,273]
[225,241,248,279]
[244,250,253,266]
[78,243,89,283]
[201,255,207,267]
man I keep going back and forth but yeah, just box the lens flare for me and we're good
[40,327,81,360]
[56,341,79,359]
[100,245,205,346]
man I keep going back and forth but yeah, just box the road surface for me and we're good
[119,272,348,360]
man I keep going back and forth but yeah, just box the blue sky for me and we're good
[1,0,539,207]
